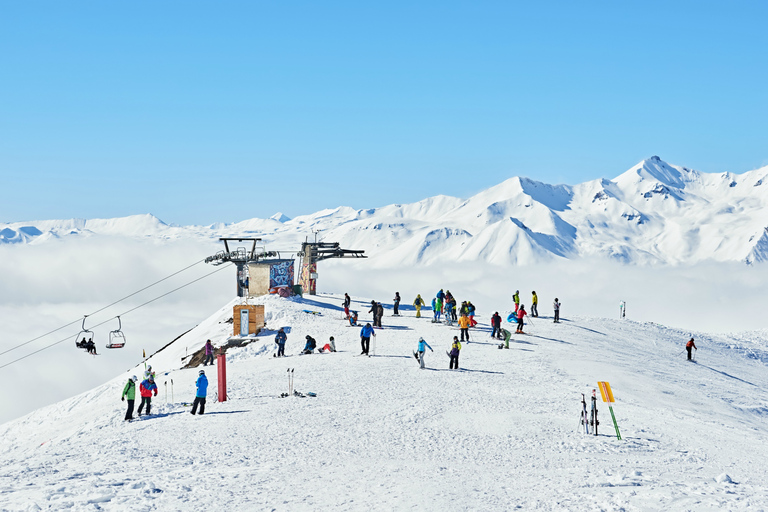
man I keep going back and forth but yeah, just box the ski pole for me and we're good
[171,379,174,403]
[164,381,168,404]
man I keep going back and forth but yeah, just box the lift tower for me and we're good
[205,238,277,297]
[298,241,366,295]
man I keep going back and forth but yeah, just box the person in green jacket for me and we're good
[121,375,138,421]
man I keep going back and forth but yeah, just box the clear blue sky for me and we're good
[1,1,766,225]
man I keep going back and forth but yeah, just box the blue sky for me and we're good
[1,1,766,225]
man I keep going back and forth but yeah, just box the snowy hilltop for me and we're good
[1,292,767,509]
[3,157,768,265]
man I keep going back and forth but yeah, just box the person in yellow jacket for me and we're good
[449,336,462,370]
[413,294,425,318]
[531,291,539,317]
[458,313,471,342]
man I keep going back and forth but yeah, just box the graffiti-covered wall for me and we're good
[300,262,317,295]
[269,260,294,292]
[248,259,295,296]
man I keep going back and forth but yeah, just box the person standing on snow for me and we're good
[275,328,287,357]
[191,369,208,415]
[491,312,502,339]
[531,291,539,317]
[376,302,384,327]
[467,301,477,327]
[144,365,156,382]
[121,375,138,421]
[553,298,561,323]
[137,376,158,416]
[431,298,439,323]
[686,337,697,360]
[413,294,424,318]
[436,289,445,313]
[449,336,461,370]
[450,297,458,322]
[393,292,401,316]
[369,300,378,327]
[416,337,433,369]
[444,300,454,326]
[513,291,520,313]
[360,323,375,355]
[203,340,215,366]
[516,305,528,334]
[458,312,471,342]
[344,293,351,319]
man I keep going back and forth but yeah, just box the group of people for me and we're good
[414,335,463,370]
[121,364,209,420]
[300,335,337,354]
[77,337,98,355]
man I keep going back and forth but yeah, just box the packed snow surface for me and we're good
[3,157,768,265]
[2,293,767,510]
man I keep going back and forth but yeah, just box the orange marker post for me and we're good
[597,381,621,440]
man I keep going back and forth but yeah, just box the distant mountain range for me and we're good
[3,156,768,265]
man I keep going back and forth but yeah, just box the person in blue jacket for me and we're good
[360,323,375,355]
[191,369,208,415]
[274,328,287,357]
[302,335,317,354]
[416,337,433,369]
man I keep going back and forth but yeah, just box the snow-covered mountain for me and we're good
[3,157,768,265]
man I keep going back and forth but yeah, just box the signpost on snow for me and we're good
[598,381,621,440]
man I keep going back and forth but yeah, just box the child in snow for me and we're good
[413,295,424,318]
[137,376,158,416]
[360,323,375,355]
[191,369,208,415]
[121,375,138,421]
[449,336,461,370]
[416,337,433,369]
[553,298,561,323]
[516,305,527,334]
[275,328,287,357]
[686,337,697,360]
[302,335,317,354]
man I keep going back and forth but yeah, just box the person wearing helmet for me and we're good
[415,337,433,369]
[138,375,158,416]
[516,305,527,334]
[191,369,208,415]
[513,291,520,313]
[144,365,156,381]
[121,375,138,421]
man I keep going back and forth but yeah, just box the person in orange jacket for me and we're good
[458,313,471,342]
[686,337,697,360]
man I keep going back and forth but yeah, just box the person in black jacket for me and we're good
[491,312,502,339]
[393,292,401,316]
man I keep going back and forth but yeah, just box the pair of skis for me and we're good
[579,391,599,435]
[280,368,317,398]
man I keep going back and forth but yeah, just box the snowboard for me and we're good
[302,310,322,315]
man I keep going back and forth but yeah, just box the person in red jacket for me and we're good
[686,337,697,361]
[516,305,527,334]
[138,376,158,416]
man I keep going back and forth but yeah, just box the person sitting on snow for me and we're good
[349,311,358,326]
[302,335,317,354]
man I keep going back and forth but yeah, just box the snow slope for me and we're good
[3,157,768,266]
[2,293,767,510]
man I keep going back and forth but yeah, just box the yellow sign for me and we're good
[598,381,615,403]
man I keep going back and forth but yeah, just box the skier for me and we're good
[436,289,445,313]
[393,292,401,316]
[531,291,538,317]
[553,298,561,323]
[274,328,287,357]
[444,300,455,326]
[376,302,384,327]
[513,291,520,313]
[348,310,359,326]
[431,298,439,323]
[369,300,378,326]
[413,294,425,318]
[344,293,351,319]
[501,327,512,349]
[301,335,317,355]
[449,336,461,370]
[191,369,208,415]
[203,340,214,366]
[516,305,527,334]
[360,323,375,355]
[491,312,502,339]
[137,376,158,416]
[458,313,471,342]
[467,301,477,327]
[686,337,697,360]
[415,337,433,369]
[121,375,138,421]
[450,297,458,322]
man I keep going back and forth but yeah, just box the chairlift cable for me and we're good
[0,263,231,370]
[0,259,206,357]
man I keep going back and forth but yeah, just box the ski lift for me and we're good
[74,316,94,350]
[107,316,127,349]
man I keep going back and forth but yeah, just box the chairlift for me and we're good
[107,316,127,349]
[74,316,94,350]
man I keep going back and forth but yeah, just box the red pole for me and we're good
[217,353,227,402]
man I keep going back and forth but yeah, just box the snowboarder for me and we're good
[348,310,359,326]
[121,375,138,421]
[344,293,351,319]
[203,339,214,366]
[191,369,208,415]
[513,291,520,313]
[301,335,317,355]
[449,336,461,370]
[491,312,502,339]
[137,376,158,416]
[415,337,433,369]
[393,292,401,316]
[531,291,538,317]
[413,294,424,318]
[360,323,375,355]
[686,337,697,360]
[553,298,561,323]
[275,328,287,357]
[516,305,527,334]
[458,313,471,342]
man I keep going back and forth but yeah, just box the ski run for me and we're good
[2,292,768,511]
